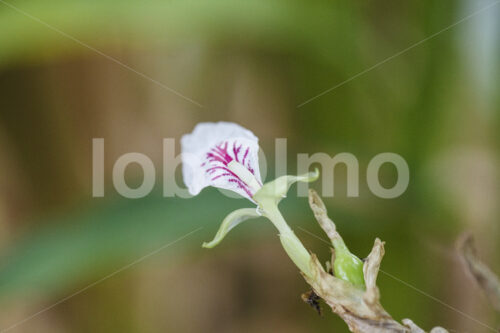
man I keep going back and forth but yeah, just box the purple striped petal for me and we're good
[181,122,262,200]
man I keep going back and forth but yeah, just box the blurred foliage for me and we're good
[0,0,499,332]
[0,0,355,67]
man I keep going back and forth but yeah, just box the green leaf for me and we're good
[202,208,261,248]
[0,190,246,302]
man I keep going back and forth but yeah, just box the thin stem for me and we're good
[260,201,313,278]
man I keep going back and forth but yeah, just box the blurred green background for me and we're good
[0,0,499,332]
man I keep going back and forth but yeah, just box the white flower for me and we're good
[181,122,263,200]
[182,122,320,278]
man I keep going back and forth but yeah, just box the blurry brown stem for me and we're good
[457,233,500,312]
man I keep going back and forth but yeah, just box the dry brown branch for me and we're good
[457,232,500,312]
[302,189,448,333]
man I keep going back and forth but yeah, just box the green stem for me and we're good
[259,201,313,278]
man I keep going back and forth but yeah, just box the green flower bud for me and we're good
[332,239,365,289]
[308,189,365,289]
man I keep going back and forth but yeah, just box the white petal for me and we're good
[181,122,262,200]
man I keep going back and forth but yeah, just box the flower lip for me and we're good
[181,122,262,200]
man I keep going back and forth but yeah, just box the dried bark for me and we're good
[302,190,448,333]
